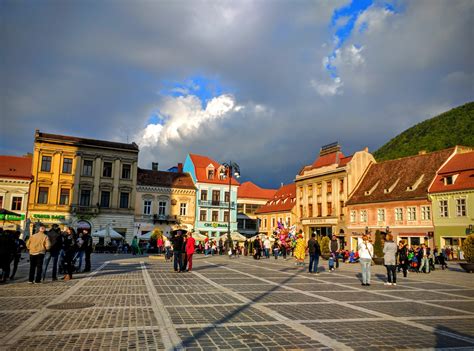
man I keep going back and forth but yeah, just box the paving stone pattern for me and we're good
[0,254,473,350]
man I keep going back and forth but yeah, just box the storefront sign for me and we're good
[0,214,25,221]
[32,214,66,220]
[302,218,338,225]
[204,222,228,228]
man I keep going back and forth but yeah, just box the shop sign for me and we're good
[204,222,228,228]
[0,214,25,221]
[32,214,66,220]
[302,218,337,225]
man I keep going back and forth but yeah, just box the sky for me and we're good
[1,0,473,189]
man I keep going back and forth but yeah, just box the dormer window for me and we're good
[444,174,458,185]
[384,178,400,194]
[365,181,380,196]
[407,174,424,191]
[207,169,214,179]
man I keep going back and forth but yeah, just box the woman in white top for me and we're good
[358,234,374,286]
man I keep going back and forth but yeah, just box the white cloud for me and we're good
[311,77,343,96]
[355,6,394,34]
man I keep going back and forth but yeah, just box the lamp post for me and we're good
[220,161,240,252]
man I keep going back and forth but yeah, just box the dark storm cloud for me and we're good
[1,0,472,188]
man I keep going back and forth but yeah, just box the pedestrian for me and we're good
[82,229,93,272]
[418,243,430,273]
[397,240,409,277]
[26,224,51,284]
[171,231,184,272]
[204,239,210,256]
[329,234,340,270]
[264,237,271,258]
[186,233,196,272]
[294,233,306,266]
[272,241,280,259]
[383,233,398,286]
[218,238,224,255]
[9,231,26,280]
[0,229,15,283]
[131,236,140,256]
[164,237,171,261]
[74,232,85,271]
[62,227,77,281]
[157,236,164,255]
[253,237,262,260]
[307,233,321,274]
[42,224,63,281]
[358,234,373,286]
[181,234,188,271]
[438,248,448,270]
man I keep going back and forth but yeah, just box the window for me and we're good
[308,204,313,217]
[100,191,110,208]
[212,190,220,203]
[300,205,304,217]
[212,210,219,222]
[245,204,260,214]
[287,216,291,226]
[407,207,417,221]
[350,210,356,223]
[377,208,385,222]
[439,200,448,217]
[340,200,344,212]
[237,203,244,213]
[103,162,112,177]
[200,210,207,221]
[339,179,344,193]
[444,176,454,185]
[223,211,229,222]
[122,164,131,179]
[158,201,166,215]
[316,183,322,195]
[119,192,129,208]
[11,196,22,211]
[80,190,91,206]
[224,191,230,202]
[59,189,69,205]
[38,187,48,204]
[201,190,208,201]
[456,198,467,217]
[271,218,275,228]
[83,160,93,176]
[421,206,431,220]
[41,156,52,172]
[360,210,368,222]
[0,196,3,209]
[327,202,332,216]
[62,158,72,174]
[326,181,332,194]
[263,218,267,228]
[317,203,322,217]
[180,203,187,216]
[395,208,403,221]
[207,169,214,179]
[308,185,313,194]
[143,200,152,215]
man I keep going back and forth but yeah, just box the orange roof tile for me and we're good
[189,154,240,185]
[237,181,277,200]
[429,151,474,193]
[137,168,196,189]
[255,183,296,214]
[0,155,33,180]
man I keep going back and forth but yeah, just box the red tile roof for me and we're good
[347,148,454,205]
[429,151,474,193]
[189,154,240,185]
[299,151,350,174]
[255,183,296,214]
[0,155,33,180]
[137,168,196,189]
[338,155,353,167]
[237,181,277,200]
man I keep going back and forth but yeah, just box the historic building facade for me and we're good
[346,148,459,250]
[29,130,139,242]
[256,183,297,237]
[0,155,33,233]
[183,154,239,240]
[429,150,474,252]
[237,181,276,237]
[295,143,374,246]
[135,164,196,237]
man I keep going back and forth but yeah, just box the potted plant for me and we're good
[460,234,474,273]
[319,236,331,260]
[372,230,385,265]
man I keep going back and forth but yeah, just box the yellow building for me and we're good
[295,143,374,247]
[134,164,196,237]
[255,183,297,237]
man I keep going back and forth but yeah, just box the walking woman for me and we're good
[383,234,398,286]
[185,233,196,272]
[62,227,77,281]
[358,234,373,286]
[397,240,409,277]
[294,233,306,266]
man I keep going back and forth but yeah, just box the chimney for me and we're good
[152,162,158,171]
[418,150,427,155]
[177,163,183,173]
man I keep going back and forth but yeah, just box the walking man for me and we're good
[171,231,184,272]
[42,224,62,281]
[329,234,340,271]
[308,233,321,274]
[82,229,93,272]
[10,231,26,280]
[27,224,51,284]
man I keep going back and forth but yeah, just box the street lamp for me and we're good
[220,161,240,252]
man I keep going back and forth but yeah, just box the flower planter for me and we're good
[459,262,474,273]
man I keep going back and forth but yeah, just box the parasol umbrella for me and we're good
[92,227,123,240]
[192,232,208,241]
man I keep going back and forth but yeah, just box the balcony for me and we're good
[72,206,99,214]
[198,200,236,209]
[153,214,179,224]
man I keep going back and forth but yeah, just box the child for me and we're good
[328,253,335,271]
[273,242,280,259]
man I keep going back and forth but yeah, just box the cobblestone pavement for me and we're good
[1,254,473,350]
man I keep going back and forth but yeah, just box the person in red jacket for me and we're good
[185,233,196,272]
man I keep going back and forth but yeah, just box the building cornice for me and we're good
[136,185,195,195]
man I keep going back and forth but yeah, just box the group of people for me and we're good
[0,223,93,284]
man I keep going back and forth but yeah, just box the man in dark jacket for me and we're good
[10,231,26,280]
[329,234,341,271]
[171,231,184,272]
[308,233,321,274]
[0,229,16,283]
[42,224,63,281]
[82,230,93,272]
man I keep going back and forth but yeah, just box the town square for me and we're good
[1,0,473,350]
